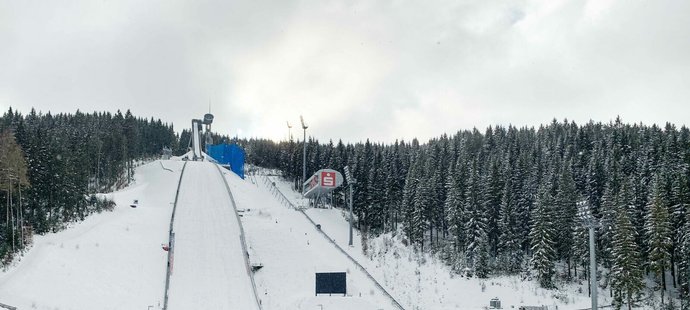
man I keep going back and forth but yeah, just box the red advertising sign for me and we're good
[321,171,336,187]
[303,169,344,198]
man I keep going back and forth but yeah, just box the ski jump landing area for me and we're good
[166,161,260,310]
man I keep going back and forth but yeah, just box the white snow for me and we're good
[222,170,397,309]
[166,161,259,310]
[0,160,646,310]
[0,160,184,310]
[264,174,625,310]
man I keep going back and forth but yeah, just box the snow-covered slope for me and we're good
[1,159,629,310]
[0,160,184,310]
[222,169,397,310]
[264,174,623,310]
[166,161,259,310]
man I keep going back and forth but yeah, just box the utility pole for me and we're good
[300,115,308,195]
[578,200,599,310]
[344,166,356,246]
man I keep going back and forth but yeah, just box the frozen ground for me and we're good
[0,160,184,310]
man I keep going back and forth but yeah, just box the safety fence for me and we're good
[261,176,295,209]
[215,165,264,310]
[260,175,406,310]
[162,161,187,310]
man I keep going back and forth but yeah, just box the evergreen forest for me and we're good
[240,118,690,306]
[0,108,177,265]
[2,107,690,307]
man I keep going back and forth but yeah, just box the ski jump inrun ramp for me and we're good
[166,161,260,310]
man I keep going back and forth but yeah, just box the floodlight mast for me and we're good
[287,121,293,141]
[577,200,599,310]
[344,166,356,247]
[301,115,308,196]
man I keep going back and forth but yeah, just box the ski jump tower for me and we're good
[190,113,214,161]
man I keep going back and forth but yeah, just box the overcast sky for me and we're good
[1,0,689,143]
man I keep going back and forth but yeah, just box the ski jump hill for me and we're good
[0,158,612,309]
[0,160,393,310]
[166,161,260,309]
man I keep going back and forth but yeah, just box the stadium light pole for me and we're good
[287,121,292,141]
[344,166,356,246]
[300,115,308,196]
[577,200,599,310]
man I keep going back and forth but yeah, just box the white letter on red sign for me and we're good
[322,172,335,187]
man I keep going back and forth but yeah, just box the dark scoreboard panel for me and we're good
[315,272,347,296]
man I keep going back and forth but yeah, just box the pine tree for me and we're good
[610,189,644,310]
[444,162,464,269]
[679,211,690,309]
[646,173,673,302]
[530,184,557,288]
[475,237,490,278]
[599,183,618,266]
[482,155,503,257]
[555,159,578,276]
[0,130,30,256]
[366,150,385,233]
[423,144,443,250]
[497,163,522,273]
[464,160,488,276]
[403,151,424,247]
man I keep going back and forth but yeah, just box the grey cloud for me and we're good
[1,0,688,143]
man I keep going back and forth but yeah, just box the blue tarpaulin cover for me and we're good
[207,143,245,179]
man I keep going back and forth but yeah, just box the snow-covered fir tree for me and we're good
[1,108,177,263]
[530,183,557,288]
[646,173,673,302]
[234,118,690,299]
[444,158,465,270]
[610,183,644,310]
[555,159,578,276]
[464,160,489,277]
